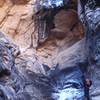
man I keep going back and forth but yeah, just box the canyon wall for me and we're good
[0,0,84,67]
[0,0,87,100]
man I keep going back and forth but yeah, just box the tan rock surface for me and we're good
[0,0,36,50]
[0,0,84,67]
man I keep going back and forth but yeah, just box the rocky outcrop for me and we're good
[0,0,91,100]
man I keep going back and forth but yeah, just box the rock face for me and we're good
[0,0,36,49]
[0,32,49,100]
[0,32,86,100]
[0,0,91,100]
[36,8,84,67]
[0,0,84,67]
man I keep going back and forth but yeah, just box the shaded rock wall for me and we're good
[0,32,86,100]
[36,8,84,67]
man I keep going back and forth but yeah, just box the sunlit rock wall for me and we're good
[0,0,84,67]
[0,0,37,50]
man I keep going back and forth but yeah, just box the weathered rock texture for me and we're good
[79,0,100,99]
[0,32,86,100]
[0,0,89,100]
[0,0,36,50]
[0,0,84,67]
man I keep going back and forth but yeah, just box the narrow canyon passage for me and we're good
[0,0,87,100]
[0,0,100,100]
